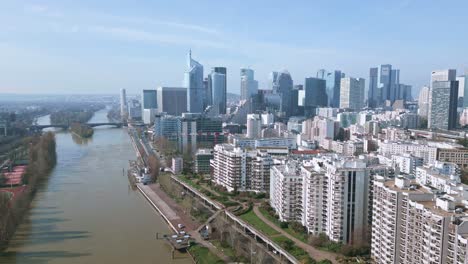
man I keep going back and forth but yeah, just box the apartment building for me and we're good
[379,140,439,164]
[371,175,468,264]
[270,161,303,222]
[391,153,424,175]
[270,154,371,243]
[211,144,272,192]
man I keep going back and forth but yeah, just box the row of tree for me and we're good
[50,110,94,126]
[0,132,57,250]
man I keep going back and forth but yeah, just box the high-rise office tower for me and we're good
[431,69,457,85]
[389,69,400,102]
[120,88,127,119]
[211,72,227,114]
[428,79,459,130]
[142,89,158,124]
[340,77,365,110]
[184,50,204,113]
[368,68,379,108]
[209,67,227,114]
[457,75,468,107]
[142,89,157,109]
[240,68,258,100]
[304,77,327,115]
[269,71,279,90]
[291,85,302,116]
[418,86,430,117]
[316,69,327,80]
[203,77,211,108]
[316,69,335,107]
[380,64,392,102]
[326,70,343,107]
[397,84,412,101]
[274,71,294,117]
[156,87,187,116]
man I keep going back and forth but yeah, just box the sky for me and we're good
[0,0,467,97]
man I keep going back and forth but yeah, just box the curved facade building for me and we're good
[184,51,204,113]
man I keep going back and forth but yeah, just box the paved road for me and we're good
[253,205,340,263]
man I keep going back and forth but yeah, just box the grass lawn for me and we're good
[239,209,280,236]
[258,207,308,243]
[188,244,224,264]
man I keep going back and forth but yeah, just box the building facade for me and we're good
[340,77,365,110]
[156,87,187,116]
[185,51,204,113]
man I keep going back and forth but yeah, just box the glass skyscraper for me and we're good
[275,71,294,117]
[184,51,204,113]
[211,72,227,114]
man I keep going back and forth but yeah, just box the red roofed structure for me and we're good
[1,165,26,186]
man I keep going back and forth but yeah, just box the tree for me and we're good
[147,156,160,181]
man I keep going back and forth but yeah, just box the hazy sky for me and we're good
[0,0,467,96]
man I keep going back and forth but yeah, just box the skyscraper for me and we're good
[211,72,226,114]
[457,75,468,107]
[120,88,127,119]
[418,86,430,117]
[380,64,392,102]
[304,77,327,110]
[316,69,327,79]
[269,71,279,90]
[428,80,459,130]
[156,87,187,116]
[240,68,258,100]
[368,68,378,108]
[389,69,400,102]
[142,89,157,124]
[431,69,457,85]
[203,77,211,108]
[274,70,294,117]
[326,70,343,108]
[340,77,365,110]
[209,67,227,114]
[142,89,157,109]
[184,50,204,113]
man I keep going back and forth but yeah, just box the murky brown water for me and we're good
[0,110,191,264]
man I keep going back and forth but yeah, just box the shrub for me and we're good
[290,221,306,233]
[309,233,329,248]
[279,221,289,228]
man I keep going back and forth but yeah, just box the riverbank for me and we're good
[0,132,57,250]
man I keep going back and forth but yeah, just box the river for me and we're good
[0,109,191,264]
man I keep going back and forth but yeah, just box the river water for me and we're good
[0,109,191,264]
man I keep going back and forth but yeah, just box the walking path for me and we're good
[253,205,340,264]
[138,182,231,262]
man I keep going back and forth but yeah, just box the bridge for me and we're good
[29,122,123,131]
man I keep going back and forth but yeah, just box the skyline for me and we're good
[1,0,467,96]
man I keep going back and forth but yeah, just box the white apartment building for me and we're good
[211,144,272,192]
[371,175,468,264]
[301,116,337,142]
[231,135,297,150]
[246,114,262,138]
[270,161,303,222]
[379,140,439,164]
[270,155,371,243]
[391,153,424,175]
[321,139,364,156]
